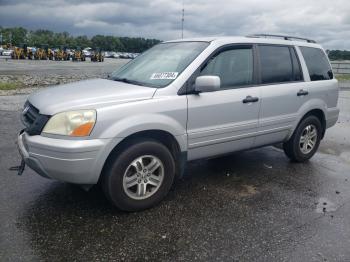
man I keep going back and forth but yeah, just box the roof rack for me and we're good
[247,34,316,43]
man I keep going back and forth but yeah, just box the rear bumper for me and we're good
[18,132,114,184]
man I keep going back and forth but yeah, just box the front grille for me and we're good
[22,102,39,127]
[21,101,50,135]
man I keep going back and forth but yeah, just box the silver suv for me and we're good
[17,35,339,211]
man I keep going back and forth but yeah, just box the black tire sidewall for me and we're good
[103,140,176,211]
[287,115,322,162]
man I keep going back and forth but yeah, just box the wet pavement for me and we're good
[0,91,350,261]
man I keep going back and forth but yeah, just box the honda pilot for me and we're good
[17,35,339,211]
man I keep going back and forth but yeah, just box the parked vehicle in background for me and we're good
[91,48,104,62]
[11,44,30,59]
[2,49,13,56]
[103,51,114,58]
[34,44,50,60]
[17,35,339,211]
[27,47,35,60]
[6,45,36,59]
[113,52,121,58]
[83,47,92,58]
[54,46,70,61]
[119,52,129,59]
[72,47,86,61]
[1,44,12,55]
[66,49,74,58]
[48,47,55,60]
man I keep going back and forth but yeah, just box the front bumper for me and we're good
[17,132,114,184]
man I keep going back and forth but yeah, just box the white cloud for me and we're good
[0,0,349,49]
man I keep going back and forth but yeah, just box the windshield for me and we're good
[111,41,209,88]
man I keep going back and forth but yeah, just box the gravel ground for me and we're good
[1,56,349,96]
[0,57,128,95]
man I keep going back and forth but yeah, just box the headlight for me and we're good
[42,110,96,137]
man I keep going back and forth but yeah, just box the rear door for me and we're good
[254,44,307,147]
[186,45,261,160]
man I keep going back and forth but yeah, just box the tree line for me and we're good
[0,26,161,52]
[2,27,350,59]
[327,50,350,61]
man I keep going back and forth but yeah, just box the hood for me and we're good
[28,78,156,115]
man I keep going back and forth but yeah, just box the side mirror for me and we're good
[194,75,220,93]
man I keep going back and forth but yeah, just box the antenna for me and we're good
[181,1,185,39]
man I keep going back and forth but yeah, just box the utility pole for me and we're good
[181,1,185,39]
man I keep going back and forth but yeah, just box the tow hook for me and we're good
[9,159,26,176]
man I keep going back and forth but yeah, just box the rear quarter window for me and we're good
[300,47,333,81]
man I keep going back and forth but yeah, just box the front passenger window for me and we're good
[200,47,253,89]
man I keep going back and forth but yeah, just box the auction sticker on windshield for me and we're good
[150,72,178,80]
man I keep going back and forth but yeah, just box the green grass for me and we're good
[335,74,350,81]
[0,82,20,90]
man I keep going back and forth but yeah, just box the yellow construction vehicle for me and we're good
[48,47,55,60]
[54,46,70,61]
[2,43,11,50]
[34,44,49,60]
[11,44,28,59]
[91,48,104,62]
[27,47,34,60]
[72,47,86,62]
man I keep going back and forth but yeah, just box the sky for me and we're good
[0,0,348,49]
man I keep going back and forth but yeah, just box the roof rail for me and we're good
[247,34,317,43]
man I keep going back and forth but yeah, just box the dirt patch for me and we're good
[218,183,259,199]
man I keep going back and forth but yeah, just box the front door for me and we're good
[186,45,261,160]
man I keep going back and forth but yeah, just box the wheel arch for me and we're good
[290,108,326,140]
[99,129,187,184]
[303,109,326,138]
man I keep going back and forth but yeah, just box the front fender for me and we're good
[98,113,188,151]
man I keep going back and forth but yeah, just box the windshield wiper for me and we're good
[113,77,148,87]
[112,77,160,88]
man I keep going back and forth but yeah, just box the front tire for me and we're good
[283,115,322,162]
[102,140,176,211]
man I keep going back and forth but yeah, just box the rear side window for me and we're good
[259,45,294,84]
[300,47,333,81]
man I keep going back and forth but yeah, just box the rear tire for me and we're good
[283,115,322,162]
[102,140,176,211]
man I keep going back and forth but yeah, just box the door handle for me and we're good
[297,89,309,96]
[242,96,259,103]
